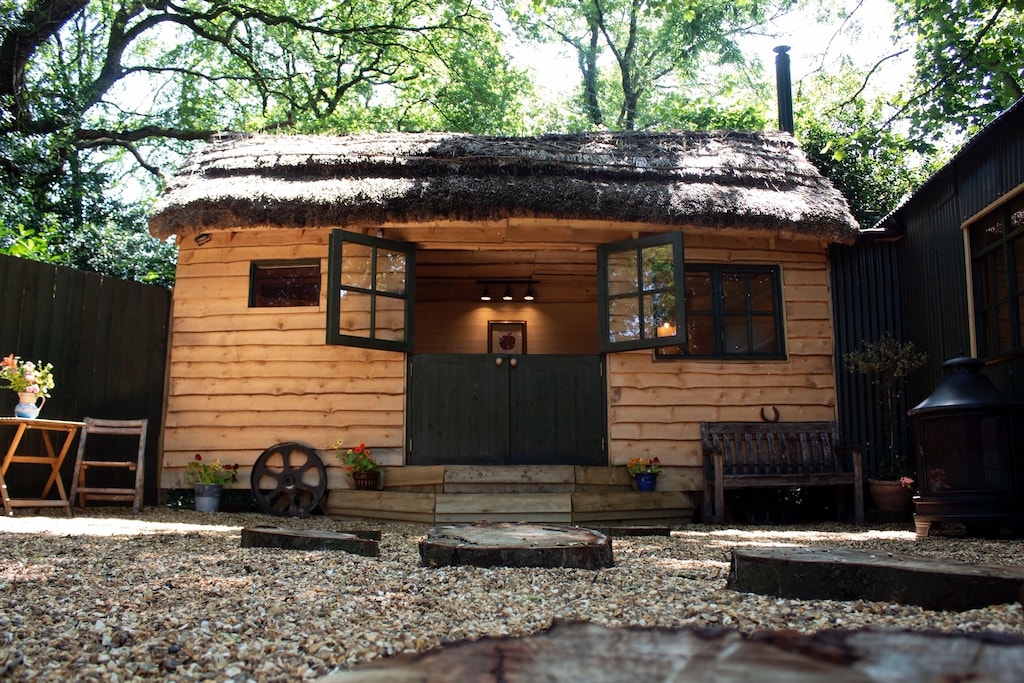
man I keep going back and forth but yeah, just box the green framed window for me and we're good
[655,265,785,359]
[327,230,415,352]
[971,194,1024,359]
[597,233,686,352]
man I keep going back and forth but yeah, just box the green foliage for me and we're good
[844,332,928,386]
[1,0,528,284]
[794,68,938,228]
[844,332,928,479]
[891,0,1024,137]
[501,0,788,130]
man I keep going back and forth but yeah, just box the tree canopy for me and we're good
[501,0,791,131]
[0,0,530,283]
[890,0,1023,137]
[2,0,1023,282]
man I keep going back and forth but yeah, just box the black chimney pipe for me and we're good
[774,45,794,134]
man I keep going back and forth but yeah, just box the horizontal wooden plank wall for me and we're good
[163,222,836,498]
[163,229,406,486]
[606,231,837,470]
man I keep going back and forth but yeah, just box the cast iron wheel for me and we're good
[250,442,327,517]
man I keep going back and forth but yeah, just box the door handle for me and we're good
[495,357,503,366]
[509,358,518,367]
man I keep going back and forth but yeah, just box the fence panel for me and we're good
[0,255,170,508]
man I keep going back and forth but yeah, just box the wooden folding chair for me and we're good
[70,418,148,514]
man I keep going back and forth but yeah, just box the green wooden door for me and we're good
[510,355,605,465]
[407,354,605,466]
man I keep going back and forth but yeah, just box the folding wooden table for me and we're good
[0,417,85,516]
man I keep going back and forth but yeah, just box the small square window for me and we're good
[249,261,320,307]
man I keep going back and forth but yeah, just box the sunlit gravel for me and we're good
[1,508,1021,681]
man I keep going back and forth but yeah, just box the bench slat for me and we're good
[702,421,863,526]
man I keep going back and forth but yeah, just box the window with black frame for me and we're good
[655,265,785,359]
[971,194,1024,359]
[326,229,415,352]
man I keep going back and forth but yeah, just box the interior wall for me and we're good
[414,302,599,354]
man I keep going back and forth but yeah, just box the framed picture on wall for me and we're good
[488,320,527,354]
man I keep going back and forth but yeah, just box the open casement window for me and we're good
[327,230,415,352]
[598,233,685,352]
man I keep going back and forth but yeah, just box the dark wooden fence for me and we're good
[0,255,170,508]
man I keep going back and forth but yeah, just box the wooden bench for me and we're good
[701,421,863,525]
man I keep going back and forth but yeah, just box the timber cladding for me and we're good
[162,226,837,490]
[163,229,406,488]
[606,233,837,469]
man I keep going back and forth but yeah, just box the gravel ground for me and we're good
[1,507,1022,682]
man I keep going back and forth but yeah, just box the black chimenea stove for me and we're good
[908,357,1024,538]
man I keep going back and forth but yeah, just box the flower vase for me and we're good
[868,479,913,513]
[634,472,658,492]
[194,483,223,512]
[352,471,380,490]
[14,392,44,419]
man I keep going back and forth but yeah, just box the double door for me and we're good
[407,354,605,466]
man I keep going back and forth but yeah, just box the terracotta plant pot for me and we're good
[869,479,913,513]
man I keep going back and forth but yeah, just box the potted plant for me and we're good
[335,440,380,490]
[844,332,927,513]
[186,453,239,512]
[0,354,55,418]
[626,457,662,492]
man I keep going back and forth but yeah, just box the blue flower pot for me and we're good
[634,472,658,492]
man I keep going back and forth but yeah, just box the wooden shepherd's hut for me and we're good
[149,130,859,523]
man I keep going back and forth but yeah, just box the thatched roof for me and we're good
[149,130,860,244]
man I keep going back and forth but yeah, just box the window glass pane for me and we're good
[338,291,372,337]
[642,243,674,291]
[250,262,319,307]
[687,316,714,355]
[376,250,407,294]
[1014,234,1024,294]
[749,273,774,312]
[1011,198,1024,233]
[651,291,677,332]
[751,316,779,353]
[606,249,638,296]
[341,243,373,289]
[996,302,1012,353]
[685,271,712,310]
[375,296,406,342]
[722,272,747,312]
[607,297,640,342]
[723,316,749,354]
[973,213,1004,251]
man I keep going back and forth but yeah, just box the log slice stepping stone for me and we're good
[419,522,613,568]
[729,546,1024,611]
[317,620,1024,682]
[241,527,379,557]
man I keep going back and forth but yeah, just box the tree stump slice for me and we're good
[419,523,612,568]
[240,527,379,557]
[729,546,1024,611]
[318,620,1024,682]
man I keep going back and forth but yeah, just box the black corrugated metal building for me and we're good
[832,97,1024,477]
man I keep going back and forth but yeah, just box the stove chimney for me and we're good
[774,46,794,134]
